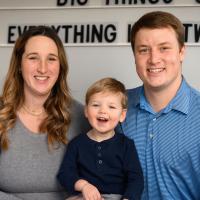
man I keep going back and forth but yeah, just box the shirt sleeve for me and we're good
[123,138,144,200]
[57,139,80,194]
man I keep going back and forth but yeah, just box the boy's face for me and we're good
[85,91,126,136]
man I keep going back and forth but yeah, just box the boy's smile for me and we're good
[85,91,126,141]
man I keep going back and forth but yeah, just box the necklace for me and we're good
[23,105,44,116]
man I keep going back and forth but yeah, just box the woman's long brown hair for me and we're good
[0,26,72,150]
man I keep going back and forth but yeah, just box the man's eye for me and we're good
[160,46,170,51]
[139,48,149,54]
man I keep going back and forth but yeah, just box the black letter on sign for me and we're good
[104,24,117,43]
[194,24,200,42]
[105,0,110,5]
[183,23,192,42]
[62,25,73,43]
[127,24,132,43]
[163,0,173,3]
[149,0,159,4]
[8,26,16,44]
[57,0,67,6]
[77,0,88,5]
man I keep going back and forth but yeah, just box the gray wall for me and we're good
[0,0,200,102]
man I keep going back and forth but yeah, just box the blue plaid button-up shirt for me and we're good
[116,77,200,200]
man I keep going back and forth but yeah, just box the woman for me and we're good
[0,26,89,200]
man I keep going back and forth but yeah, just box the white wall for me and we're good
[0,1,200,103]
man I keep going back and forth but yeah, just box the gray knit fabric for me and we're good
[66,194,122,200]
[0,100,89,200]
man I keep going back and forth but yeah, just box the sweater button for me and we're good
[97,146,101,150]
[98,160,103,164]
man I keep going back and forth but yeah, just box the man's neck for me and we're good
[144,78,182,113]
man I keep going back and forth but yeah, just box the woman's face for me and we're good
[21,35,60,99]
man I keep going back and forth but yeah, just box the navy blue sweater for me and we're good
[57,133,143,199]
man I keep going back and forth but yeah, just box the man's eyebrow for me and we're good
[158,42,171,46]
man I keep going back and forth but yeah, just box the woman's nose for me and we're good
[37,59,48,73]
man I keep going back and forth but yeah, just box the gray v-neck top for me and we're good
[0,100,89,200]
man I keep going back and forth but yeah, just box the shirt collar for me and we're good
[137,77,190,115]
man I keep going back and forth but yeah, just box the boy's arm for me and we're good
[123,138,144,200]
[57,140,80,193]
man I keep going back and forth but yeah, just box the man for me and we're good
[116,11,200,199]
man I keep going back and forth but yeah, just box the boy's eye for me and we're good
[91,104,99,107]
[109,105,116,109]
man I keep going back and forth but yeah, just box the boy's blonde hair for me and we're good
[85,77,128,109]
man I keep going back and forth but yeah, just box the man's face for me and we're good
[134,27,185,92]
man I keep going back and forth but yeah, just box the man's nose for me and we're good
[148,49,161,64]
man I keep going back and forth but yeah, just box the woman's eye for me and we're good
[48,57,57,61]
[28,56,38,60]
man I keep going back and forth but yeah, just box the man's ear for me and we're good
[119,109,127,123]
[180,45,185,63]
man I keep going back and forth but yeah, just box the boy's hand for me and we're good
[82,183,104,200]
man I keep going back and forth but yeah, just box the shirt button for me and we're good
[98,160,103,164]
[98,146,101,150]
[150,133,154,139]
